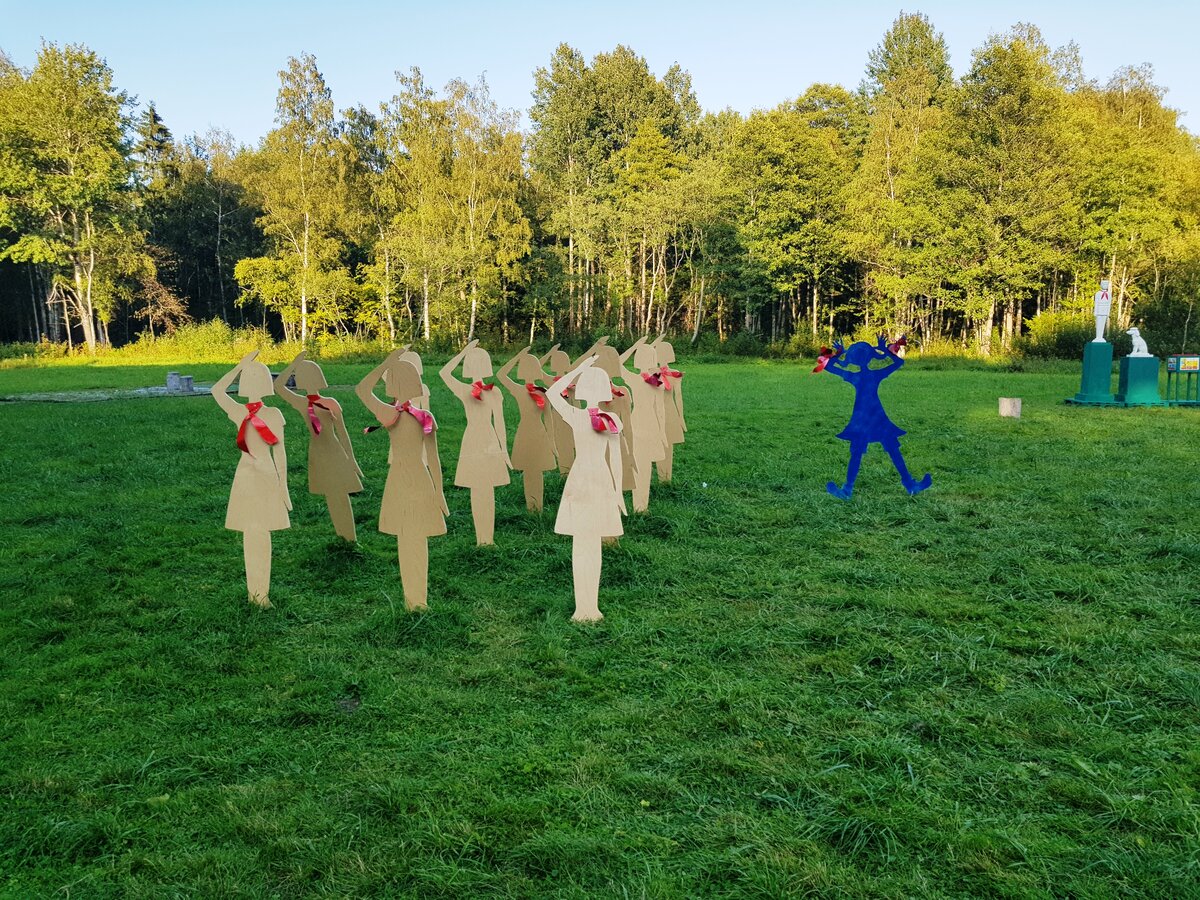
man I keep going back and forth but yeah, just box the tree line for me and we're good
[2,13,1198,356]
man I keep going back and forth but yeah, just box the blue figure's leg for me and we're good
[882,439,931,495]
[827,443,866,500]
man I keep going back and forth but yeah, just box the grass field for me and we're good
[1,357,1197,898]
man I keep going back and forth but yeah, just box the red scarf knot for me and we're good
[525,382,547,410]
[888,335,908,355]
[611,387,626,398]
[813,345,843,374]
[305,394,331,435]
[659,365,682,389]
[237,401,279,453]
[364,400,435,435]
[588,408,619,433]
[471,380,495,400]
[641,371,664,388]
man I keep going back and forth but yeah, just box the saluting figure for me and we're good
[212,351,291,608]
[496,347,557,511]
[274,350,363,541]
[440,340,511,545]
[357,351,448,610]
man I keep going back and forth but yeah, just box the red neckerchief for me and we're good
[471,380,495,400]
[237,402,279,452]
[888,335,908,354]
[813,346,843,374]
[641,371,664,388]
[588,408,619,433]
[525,382,547,410]
[659,365,682,389]
[305,394,331,435]
[611,386,626,398]
[364,400,435,435]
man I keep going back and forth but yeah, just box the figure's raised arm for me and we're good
[548,355,597,419]
[439,340,476,396]
[356,353,399,424]
[619,336,647,368]
[273,350,307,412]
[213,352,256,422]
[496,346,527,398]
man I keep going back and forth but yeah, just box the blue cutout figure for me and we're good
[822,334,931,500]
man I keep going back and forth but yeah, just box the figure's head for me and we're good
[548,350,572,376]
[463,347,493,380]
[594,345,621,378]
[399,349,423,375]
[843,341,877,368]
[576,366,613,404]
[634,343,658,371]
[385,359,422,402]
[656,340,676,365]
[293,359,327,393]
[517,353,543,383]
[238,361,274,400]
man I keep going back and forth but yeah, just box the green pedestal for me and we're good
[1116,356,1163,405]
[1071,341,1114,404]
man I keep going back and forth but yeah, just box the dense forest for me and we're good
[1,13,1198,356]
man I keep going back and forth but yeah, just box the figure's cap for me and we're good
[594,345,621,378]
[634,343,658,370]
[238,361,274,399]
[548,350,572,375]
[293,359,327,392]
[463,347,493,380]
[517,353,542,383]
[385,358,423,402]
[576,367,613,403]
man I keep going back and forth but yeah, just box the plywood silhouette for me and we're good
[213,351,291,608]
[440,341,511,545]
[620,336,667,512]
[275,351,363,541]
[548,356,626,622]
[822,335,932,499]
[497,347,557,511]
[357,351,448,610]
[542,344,576,474]
[589,339,637,493]
[652,337,686,483]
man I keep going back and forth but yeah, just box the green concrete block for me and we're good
[1073,341,1113,403]
[1116,356,1162,405]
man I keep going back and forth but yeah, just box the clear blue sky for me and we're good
[4,0,1196,144]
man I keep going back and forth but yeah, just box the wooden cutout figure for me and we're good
[542,345,576,474]
[357,351,448,610]
[822,335,932,500]
[496,347,557,511]
[212,351,291,608]
[440,341,511,545]
[549,356,626,622]
[275,351,363,541]
[620,336,667,512]
[587,337,637,494]
[652,336,686,483]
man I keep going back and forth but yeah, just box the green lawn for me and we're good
[1,359,1197,898]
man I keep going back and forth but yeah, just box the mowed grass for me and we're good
[0,358,1197,898]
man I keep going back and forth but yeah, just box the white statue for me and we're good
[1093,279,1112,343]
[1127,327,1151,358]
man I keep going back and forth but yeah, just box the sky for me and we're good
[4,0,1197,144]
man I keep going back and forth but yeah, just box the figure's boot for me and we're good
[904,473,932,495]
[826,481,852,500]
